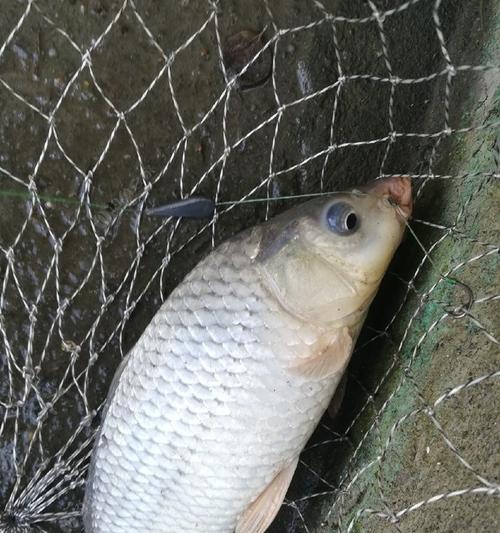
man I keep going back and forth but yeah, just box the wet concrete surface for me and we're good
[0,0,498,532]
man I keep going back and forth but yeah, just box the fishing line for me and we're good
[216,190,335,206]
[401,214,474,317]
[0,188,336,212]
[0,189,109,210]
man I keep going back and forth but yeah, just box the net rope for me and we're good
[0,0,498,531]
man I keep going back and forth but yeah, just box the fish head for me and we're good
[257,176,412,325]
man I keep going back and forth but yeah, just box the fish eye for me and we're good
[326,202,359,235]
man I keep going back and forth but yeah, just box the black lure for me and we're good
[147,197,215,219]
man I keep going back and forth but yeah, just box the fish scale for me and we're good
[84,227,338,532]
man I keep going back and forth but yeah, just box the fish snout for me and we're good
[364,176,413,219]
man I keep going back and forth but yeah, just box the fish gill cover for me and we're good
[0,1,498,532]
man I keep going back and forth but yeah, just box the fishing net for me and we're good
[0,0,498,532]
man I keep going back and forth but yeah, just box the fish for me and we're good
[83,176,412,533]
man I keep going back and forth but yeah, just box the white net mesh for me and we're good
[0,0,498,532]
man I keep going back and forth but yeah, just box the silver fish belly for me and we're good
[83,177,411,533]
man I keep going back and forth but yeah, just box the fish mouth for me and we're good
[361,176,413,219]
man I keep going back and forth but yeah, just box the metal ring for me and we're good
[443,277,474,319]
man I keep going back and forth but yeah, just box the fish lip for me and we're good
[360,176,413,219]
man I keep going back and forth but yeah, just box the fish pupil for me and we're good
[346,212,357,230]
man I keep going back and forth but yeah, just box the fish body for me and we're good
[83,177,412,533]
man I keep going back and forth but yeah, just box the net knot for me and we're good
[166,53,174,67]
[61,339,80,353]
[39,402,54,419]
[82,49,92,66]
[22,364,35,377]
[5,247,15,262]
[27,181,37,194]
[424,406,435,417]
[79,173,93,201]
[81,411,97,427]
[208,0,220,12]
[28,306,37,323]
[388,514,400,524]
[52,238,63,254]
[60,298,70,311]
[446,305,467,319]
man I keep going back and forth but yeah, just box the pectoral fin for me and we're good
[328,372,348,419]
[235,457,299,533]
[289,327,353,380]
